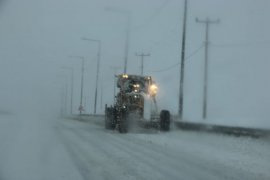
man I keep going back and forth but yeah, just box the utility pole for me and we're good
[61,85,65,117]
[64,80,68,116]
[79,58,85,115]
[94,41,101,114]
[62,67,74,115]
[69,55,85,115]
[196,17,219,119]
[124,14,131,74]
[83,96,87,114]
[100,85,103,110]
[179,0,188,119]
[70,68,74,115]
[81,37,101,115]
[105,7,131,73]
[135,53,150,75]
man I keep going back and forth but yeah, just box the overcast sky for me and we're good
[0,0,269,127]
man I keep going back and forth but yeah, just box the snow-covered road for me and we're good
[1,114,270,180]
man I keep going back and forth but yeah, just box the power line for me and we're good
[142,21,179,52]
[185,44,205,64]
[210,41,270,48]
[149,44,204,73]
[132,0,171,31]
[135,52,151,75]
[144,40,268,73]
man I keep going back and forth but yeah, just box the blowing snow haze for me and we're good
[0,0,269,127]
[1,1,270,180]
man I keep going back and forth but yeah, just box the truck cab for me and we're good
[105,74,170,133]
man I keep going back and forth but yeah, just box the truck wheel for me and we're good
[105,110,111,129]
[160,110,170,131]
[118,110,128,133]
[105,107,115,130]
[119,121,128,133]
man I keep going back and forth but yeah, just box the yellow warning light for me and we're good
[149,84,158,96]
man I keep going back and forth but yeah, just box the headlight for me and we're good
[122,74,128,78]
[149,84,158,96]
[133,84,140,88]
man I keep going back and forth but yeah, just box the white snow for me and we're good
[0,114,82,180]
[1,114,269,180]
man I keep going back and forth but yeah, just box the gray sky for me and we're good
[0,0,269,126]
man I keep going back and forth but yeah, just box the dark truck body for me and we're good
[105,74,170,133]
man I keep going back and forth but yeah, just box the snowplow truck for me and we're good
[105,74,170,133]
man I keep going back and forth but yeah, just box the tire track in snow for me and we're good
[78,121,258,180]
[58,118,268,180]
[58,122,153,180]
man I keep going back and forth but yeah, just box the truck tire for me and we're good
[118,110,128,133]
[160,110,170,131]
[105,112,111,129]
[105,107,115,130]
[119,121,128,133]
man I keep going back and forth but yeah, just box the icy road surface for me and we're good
[0,114,270,180]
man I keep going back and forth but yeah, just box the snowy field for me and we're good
[0,114,269,180]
